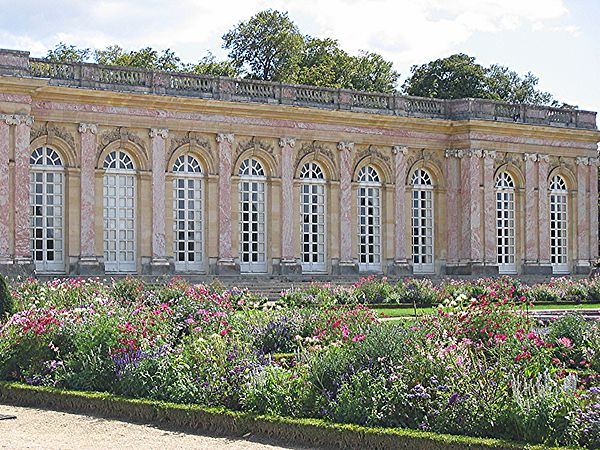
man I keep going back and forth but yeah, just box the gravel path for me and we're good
[0,404,309,450]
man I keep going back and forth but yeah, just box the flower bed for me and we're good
[0,275,599,448]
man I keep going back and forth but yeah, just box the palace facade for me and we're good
[0,48,599,277]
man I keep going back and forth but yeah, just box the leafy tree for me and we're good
[347,51,399,93]
[94,45,182,72]
[294,37,351,88]
[485,64,553,105]
[190,52,239,77]
[222,9,304,81]
[45,42,91,63]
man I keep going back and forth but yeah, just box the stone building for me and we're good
[0,48,598,278]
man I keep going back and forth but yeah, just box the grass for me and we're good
[372,303,600,318]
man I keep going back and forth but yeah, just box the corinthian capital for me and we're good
[216,133,234,144]
[537,154,550,163]
[483,150,496,159]
[2,114,33,126]
[78,123,98,134]
[149,128,169,139]
[392,145,408,155]
[278,137,296,148]
[576,156,590,166]
[337,141,354,152]
[523,153,538,162]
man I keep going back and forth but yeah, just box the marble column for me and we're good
[392,145,408,271]
[337,141,356,273]
[483,150,497,266]
[461,150,482,266]
[77,123,102,273]
[445,150,461,267]
[576,157,590,270]
[0,117,10,262]
[589,158,599,262]
[216,133,238,274]
[537,154,550,268]
[279,137,301,274]
[13,115,33,267]
[149,128,170,273]
[523,153,539,266]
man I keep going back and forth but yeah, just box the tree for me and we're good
[94,45,182,72]
[45,42,91,63]
[402,54,489,99]
[222,9,304,81]
[347,51,399,93]
[293,37,351,88]
[485,64,553,105]
[190,52,239,77]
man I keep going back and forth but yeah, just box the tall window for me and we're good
[239,158,267,273]
[550,175,569,274]
[411,169,434,273]
[103,150,136,272]
[30,146,64,272]
[495,172,516,274]
[357,165,381,271]
[300,162,326,272]
[172,155,203,272]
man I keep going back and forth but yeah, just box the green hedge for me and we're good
[0,382,570,450]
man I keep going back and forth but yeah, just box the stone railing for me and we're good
[0,49,596,130]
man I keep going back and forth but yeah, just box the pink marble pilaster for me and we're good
[537,154,550,264]
[13,116,33,260]
[445,150,460,265]
[279,137,296,261]
[576,157,590,265]
[589,158,599,261]
[483,150,496,264]
[393,145,408,263]
[459,151,471,262]
[469,150,483,262]
[524,153,539,263]
[150,128,169,260]
[338,141,354,263]
[217,133,234,260]
[78,123,98,258]
[0,118,10,259]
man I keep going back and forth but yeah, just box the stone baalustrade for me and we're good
[0,48,598,278]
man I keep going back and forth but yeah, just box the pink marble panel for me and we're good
[460,154,471,261]
[393,146,407,262]
[483,152,496,263]
[538,156,550,263]
[150,128,168,259]
[338,142,353,262]
[576,159,589,263]
[445,151,459,264]
[14,119,32,259]
[524,154,538,263]
[279,138,295,260]
[0,120,9,257]
[469,151,482,262]
[217,133,234,260]
[79,124,97,257]
[590,161,599,260]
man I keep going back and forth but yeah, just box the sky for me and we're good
[1,0,599,123]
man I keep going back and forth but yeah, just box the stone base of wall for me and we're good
[445,263,499,276]
[216,258,240,276]
[0,258,34,276]
[144,258,173,276]
[522,263,553,275]
[75,257,105,275]
[280,259,302,275]
[387,261,412,276]
[335,260,359,275]
[574,262,592,275]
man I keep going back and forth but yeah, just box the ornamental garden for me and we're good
[0,275,599,448]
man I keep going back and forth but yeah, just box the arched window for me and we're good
[299,162,326,272]
[172,155,204,272]
[239,158,267,273]
[30,146,64,272]
[411,169,434,273]
[495,172,516,274]
[550,175,569,274]
[103,150,136,272]
[357,165,381,271]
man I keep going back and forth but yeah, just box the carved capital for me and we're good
[589,157,600,167]
[576,156,590,166]
[392,145,408,155]
[149,128,169,139]
[337,141,354,152]
[483,150,497,159]
[2,114,33,126]
[470,149,483,158]
[537,154,550,163]
[78,123,98,135]
[216,133,234,144]
[278,137,296,148]
[523,153,538,162]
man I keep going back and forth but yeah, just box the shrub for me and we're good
[0,274,14,319]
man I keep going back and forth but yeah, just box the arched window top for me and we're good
[300,162,325,180]
[173,155,202,174]
[550,175,567,192]
[239,158,265,177]
[495,172,515,189]
[30,147,63,167]
[103,150,135,171]
[411,169,432,187]
[357,165,380,184]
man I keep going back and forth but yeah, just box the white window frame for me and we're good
[357,166,382,272]
[299,162,327,273]
[411,169,435,274]
[495,172,517,274]
[550,175,569,274]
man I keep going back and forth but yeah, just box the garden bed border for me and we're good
[0,382,567,450]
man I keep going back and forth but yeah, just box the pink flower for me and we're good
[556,337,573,349]
[352,334,365,342]
[494,334,507,344]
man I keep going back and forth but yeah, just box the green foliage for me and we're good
[0,274,14,319]
[45,42,91,63]
[190,52,239,77]
[94,45,182,72]
[222,9,304,81]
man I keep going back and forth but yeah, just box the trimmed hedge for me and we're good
[0,382,569,450]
